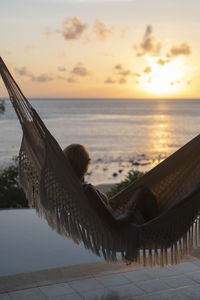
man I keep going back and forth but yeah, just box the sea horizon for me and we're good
[1,97,200,101]
[1,98,200,185]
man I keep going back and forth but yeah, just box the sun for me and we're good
[140,58,187,96]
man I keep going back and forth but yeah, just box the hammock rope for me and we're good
[1,56,200,267]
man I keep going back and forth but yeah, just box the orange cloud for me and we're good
[104,76,115,84]
[133,72,141,77]
[167,43,191,58]
[114,64,122,70]
[143,66,152,74]
[156,43,191,66]
[157,58,170,66]
[170,78,189,87]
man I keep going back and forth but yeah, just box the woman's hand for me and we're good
[124,198,136,212]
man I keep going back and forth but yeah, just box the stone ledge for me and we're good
[0,255,197,294]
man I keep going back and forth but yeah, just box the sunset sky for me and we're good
[0,0,200,99]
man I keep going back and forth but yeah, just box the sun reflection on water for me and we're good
[147,102,173,165]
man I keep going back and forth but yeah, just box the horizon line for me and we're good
[1,97,200,101]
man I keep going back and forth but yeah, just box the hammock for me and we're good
[1,56,200,267]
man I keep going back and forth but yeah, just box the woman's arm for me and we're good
[83,184,137,227]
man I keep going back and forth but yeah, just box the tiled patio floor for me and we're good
[1,259,200,300]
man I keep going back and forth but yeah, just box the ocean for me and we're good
[1,98,200,185]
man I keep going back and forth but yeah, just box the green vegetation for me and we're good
[0,100,5,115]
[0,158,27,209]
[0,102,27,208]
[107,170,144,198]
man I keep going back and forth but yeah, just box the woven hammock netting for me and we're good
[1,56,200,267]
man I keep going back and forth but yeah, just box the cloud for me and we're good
[15,67,30,76]
[114,64,122,70]
[15,67,53,82]
[155,43,191,66]
[136,25,161,57]
[120,70,131,76]
[67,62,90,82]
[58,67,66,72]
[67,77,76,83]
[93,19,114,41]
[167,43,191,58]
[48,17,115,43]
[114,64,131,76]
[143,66,152,74]
[133,72,141,77]
[32,74,53,82]
[105,64,132,85]
[105,63,133,85]
[62,17,87,40]
[104,76,115,84]
[156,43,191,66]
[157,58,170,66]
[170,78,190,87]
[70,62,90,77]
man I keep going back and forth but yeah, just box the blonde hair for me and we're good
[63,144,90,183]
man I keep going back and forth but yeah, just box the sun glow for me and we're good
[141,59,187,95]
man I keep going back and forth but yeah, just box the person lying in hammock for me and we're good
[64,144,159,226]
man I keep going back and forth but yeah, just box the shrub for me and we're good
[107,170,144,198]
[0,158,28,209]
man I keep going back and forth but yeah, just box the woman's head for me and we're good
[63,144,90,183]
